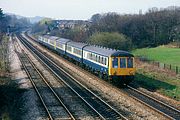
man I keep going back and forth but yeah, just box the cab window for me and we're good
[112,58,118,68]
[127,57,133,68]
[120,58,126,68]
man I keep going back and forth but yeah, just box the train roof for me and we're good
[84,45,133,57]
[43,35,50,39]
[40,35,133,57]
[41,35,59,40]
[49,36,59,40]
[56,38,71,44]
[111,50,134,57]
[67,41,88,49]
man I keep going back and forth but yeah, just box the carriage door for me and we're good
[111,57,119,75]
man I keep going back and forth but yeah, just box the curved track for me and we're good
[17,33,128,120]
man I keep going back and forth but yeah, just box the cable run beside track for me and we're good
[17,33,128,120]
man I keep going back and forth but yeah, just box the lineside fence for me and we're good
[136,56,180,74]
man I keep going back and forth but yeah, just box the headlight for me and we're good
[129,70,134,75]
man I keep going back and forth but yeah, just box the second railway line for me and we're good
[14,36,76,120]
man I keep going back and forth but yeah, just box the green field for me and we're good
[132,46,180,100]
[132,46,180,66]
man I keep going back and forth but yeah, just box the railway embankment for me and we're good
[0,36,21,120]
[133,59,180,107]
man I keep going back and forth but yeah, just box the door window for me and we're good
[112,58,118,68]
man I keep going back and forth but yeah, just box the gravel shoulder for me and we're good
[9,36,47,120]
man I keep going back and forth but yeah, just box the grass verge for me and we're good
[0,77,26,120]
[132,69,180,101]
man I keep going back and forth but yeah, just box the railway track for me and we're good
[123,85,180,120]
[17,33,128,120]
[14,38,75,120]
[25,32,180,120]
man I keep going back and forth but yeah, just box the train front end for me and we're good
[108,52,135,84]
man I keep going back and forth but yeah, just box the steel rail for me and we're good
[126,85,180,120]
[26,53,76,120]
[15,47,54,120]
[15,36,75,120]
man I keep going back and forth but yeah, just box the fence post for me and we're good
[170,64,171,70]
[176,66,178,74]
[164,63,166,69]
[158,62,160,67]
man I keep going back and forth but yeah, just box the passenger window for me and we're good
[98,56,100,63]
[93,54,95,61]
[127,57,133,68]
[112,58,118,68]
[120,58,126,68]
[90,53,92,59]
[67,46,72,52]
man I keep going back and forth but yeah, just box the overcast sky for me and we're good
[0,0,180,20]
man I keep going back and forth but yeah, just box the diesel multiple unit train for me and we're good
[36,35,135,84]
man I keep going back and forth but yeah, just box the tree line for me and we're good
[89,6,180,48]
[0,8,31,74]
[32,6,180,50]
[0,8,31,37]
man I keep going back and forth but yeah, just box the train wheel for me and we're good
[106,76,112,83]
[87,66,91,71]
[103,74,108,81]
[99,72,103,79]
